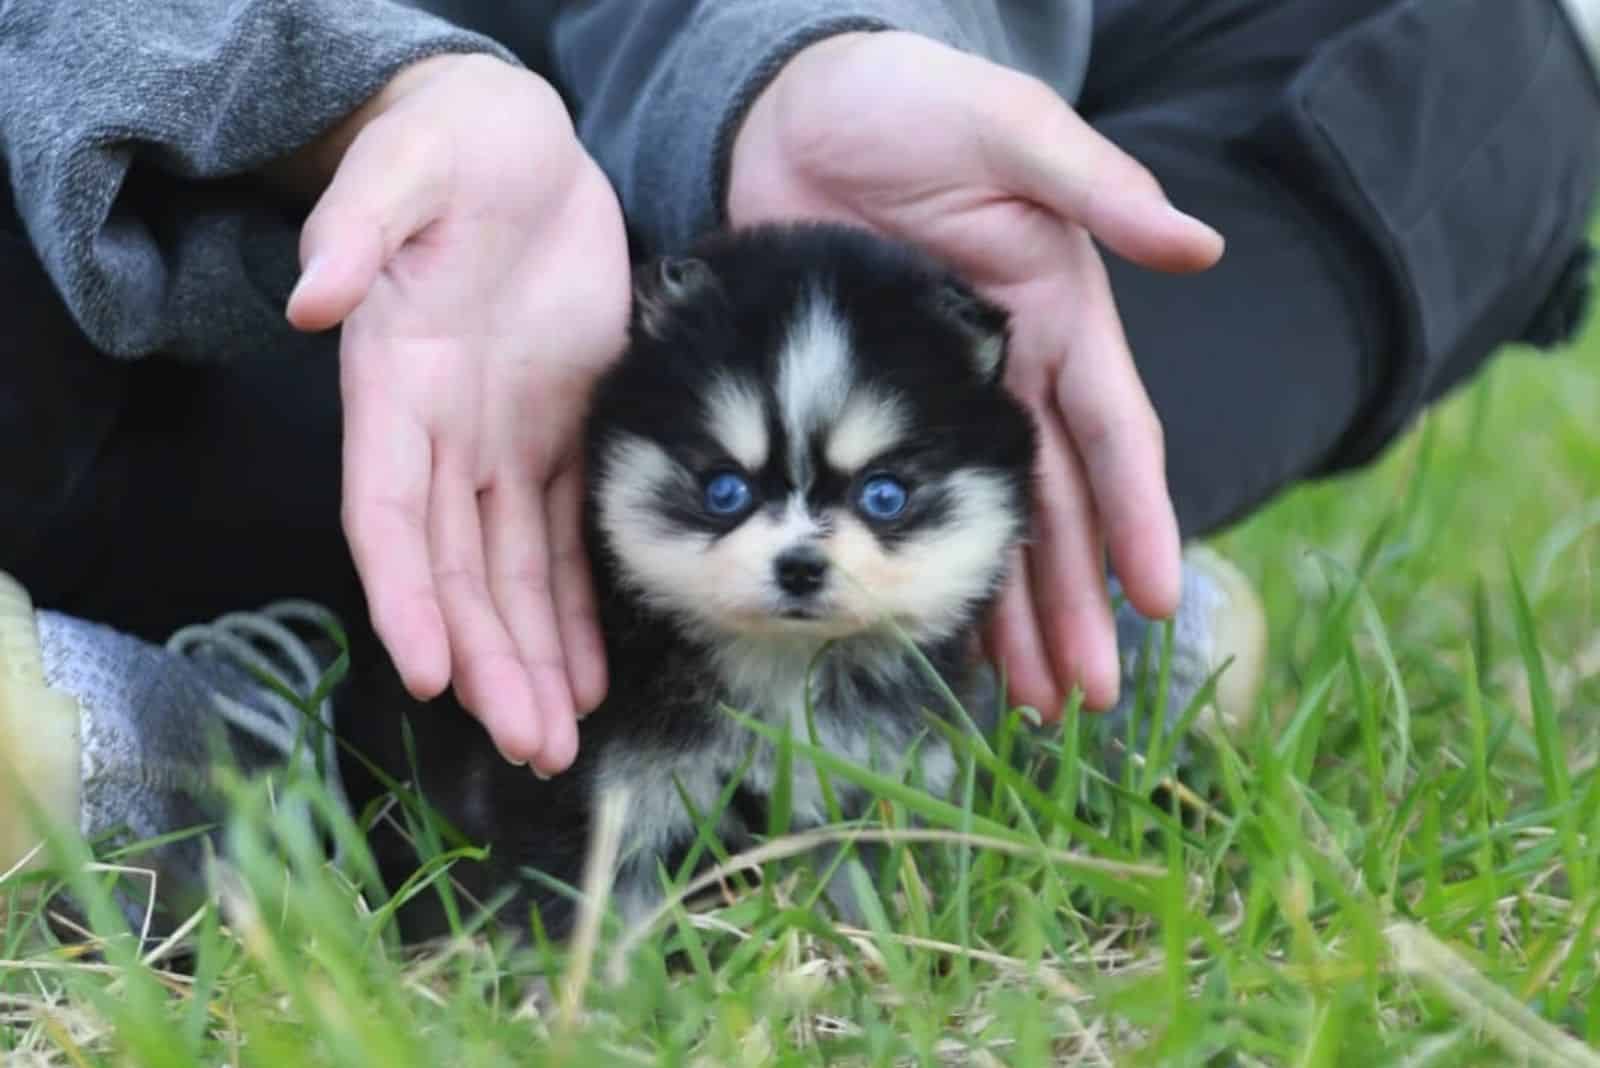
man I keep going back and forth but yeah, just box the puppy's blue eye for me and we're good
[858,475,908,520]
[704,472,753,517]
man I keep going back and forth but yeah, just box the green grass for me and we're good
[6,322,1600,1065]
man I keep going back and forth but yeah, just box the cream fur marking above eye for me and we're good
[824,389,907,474]
[776,288,854,486]
[704,376,768,471]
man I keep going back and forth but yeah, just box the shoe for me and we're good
[0,571,345,936]
[1094,545,1268,774]
[0,572,79,882]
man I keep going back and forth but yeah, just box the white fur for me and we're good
[704,376,768,471]
[714,636,847,829]
[971,333,1005,381]
[597,434,690,508]
[776,289,853,487]
[595,434,717,617]
[595,724,752,893]
[776,492,821,547]
[824,389,907,474]
[706,634,957,824]
[595,630,958,900]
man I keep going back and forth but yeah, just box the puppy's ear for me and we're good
[933,282,1010,383]
[633,256,719,339]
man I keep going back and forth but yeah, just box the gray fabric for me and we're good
[1,0,1092,363]
[0,0,515,362]
[545,0,1093,254]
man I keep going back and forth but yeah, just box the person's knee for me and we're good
[1243,0,1600,466]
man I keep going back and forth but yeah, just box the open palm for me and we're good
[287,56,630,774]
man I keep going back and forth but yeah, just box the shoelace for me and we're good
[165,603,351,850]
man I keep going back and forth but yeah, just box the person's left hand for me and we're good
[727,31,1225,718]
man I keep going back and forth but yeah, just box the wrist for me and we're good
[262,52,514,199]
[724,30,878,224]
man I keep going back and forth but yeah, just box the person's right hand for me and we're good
[277,54,631,777]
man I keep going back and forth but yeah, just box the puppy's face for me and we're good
[588,226,1036,646]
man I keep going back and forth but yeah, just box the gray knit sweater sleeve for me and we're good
[548,1,1093,254]
[0,0,514,360]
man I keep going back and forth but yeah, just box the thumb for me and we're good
[986,95,1224,274]
[285,114,450,332]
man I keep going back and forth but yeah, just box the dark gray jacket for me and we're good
[0,1,1092,362]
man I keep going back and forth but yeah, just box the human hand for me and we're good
[727,32,1224,718]
[280,54,630,775]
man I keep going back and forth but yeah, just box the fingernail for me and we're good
[287,254,324,312]
[497,749,528,769]
[531,765,552,782]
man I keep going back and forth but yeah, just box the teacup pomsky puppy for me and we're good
[349,223,1038,941]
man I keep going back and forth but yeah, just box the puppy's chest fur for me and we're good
[586,626,972,922]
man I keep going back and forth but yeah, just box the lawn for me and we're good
[4,319,1599,1065]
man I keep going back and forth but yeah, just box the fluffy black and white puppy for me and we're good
[349,223,1037,941]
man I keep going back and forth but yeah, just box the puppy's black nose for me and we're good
[775,547,828,596]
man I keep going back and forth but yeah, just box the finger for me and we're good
[430,452,543,765]
[985,549,1060,718]
[339,352,451,701]
[1053,238,1182,621]
[1026,398,1121,711]
[547,461,608,716]
[480,472,581,776]
[286,113,449,332]
[983,90,1224,274]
